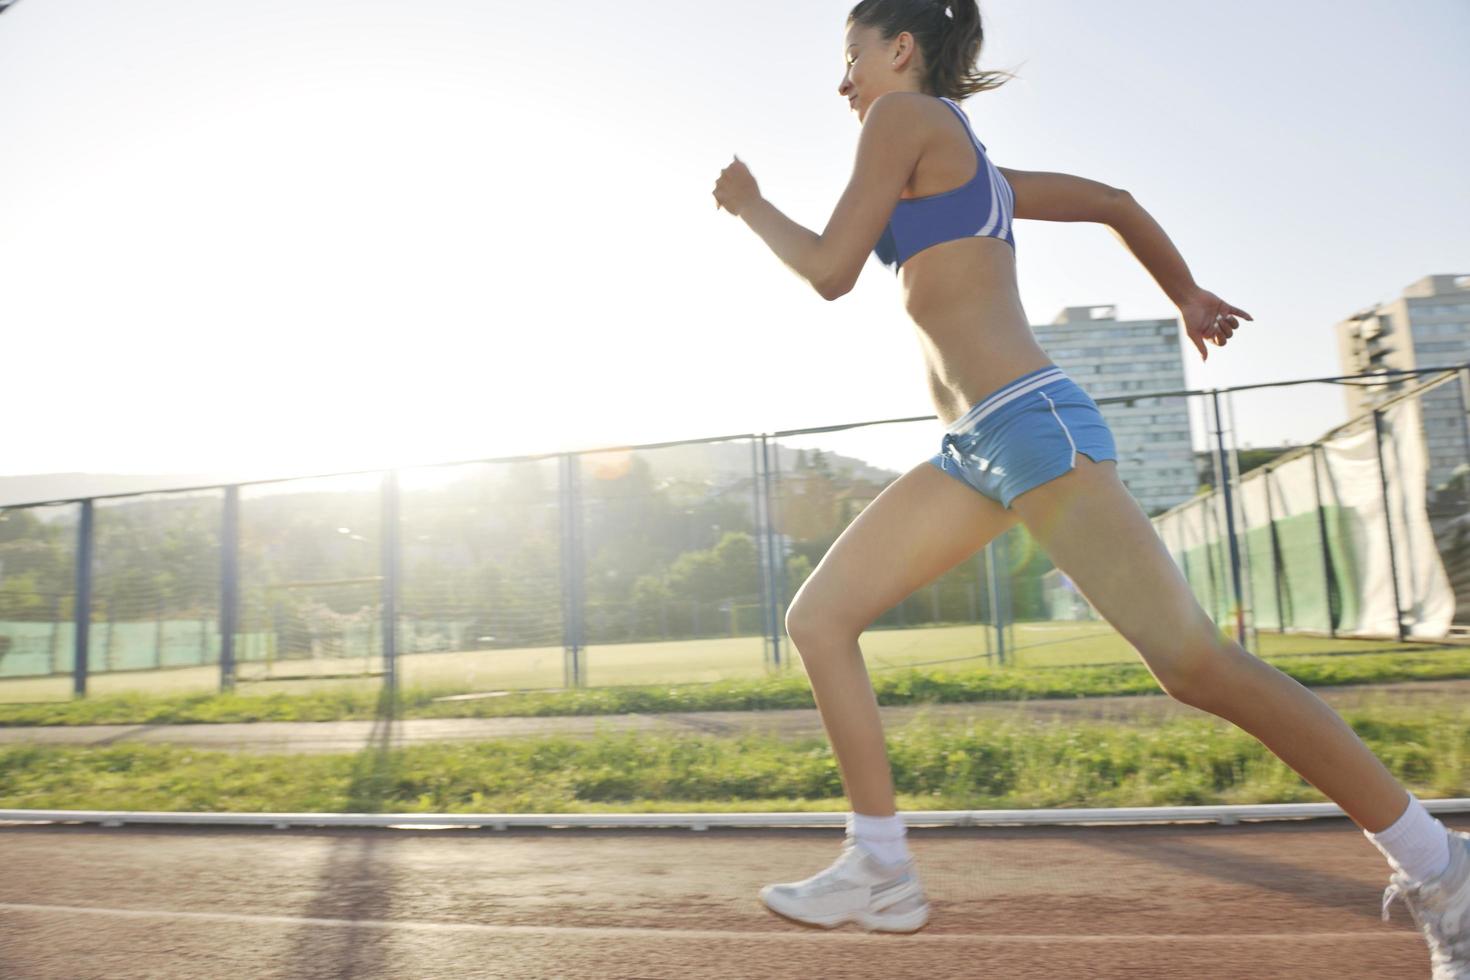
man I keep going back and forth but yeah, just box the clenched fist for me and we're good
[712,155,761,216]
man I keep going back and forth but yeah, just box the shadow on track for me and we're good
[285,685,400,979]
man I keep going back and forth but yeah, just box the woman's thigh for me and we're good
[787,458,1019,638]
[1008,456,1224,694]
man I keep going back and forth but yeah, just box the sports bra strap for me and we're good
[938,97,987,153]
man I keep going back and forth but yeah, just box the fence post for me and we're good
[380,469,400,698]
[1232,454,1261,641]
[1204,400,1224,626]
[73,499,94,698]
[1001,530,1015,656]
[772,439,788,635]
[1372,409,1408,642]
[759,435,783,668]
[1209,389,1247,645]
[559,453,587,688]
[1261,467,1287,629]
[984,541,1004,665]
[220,485,239,691]
[750,439,768,668]
[1225,389,1259,652]
[974,551,993,663]
[1200,495,1223,627]
[1308,445,1338,637]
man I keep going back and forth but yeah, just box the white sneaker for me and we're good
[759,837,931,933]
[1382,829,1470,979]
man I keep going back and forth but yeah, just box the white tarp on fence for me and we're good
[1154,391,1454,639]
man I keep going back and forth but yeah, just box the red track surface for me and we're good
[0,817,1455,978]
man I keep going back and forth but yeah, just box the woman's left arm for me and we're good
[1105,189,1254,362]
[1000,166,1254,362]
[713,93,925,300]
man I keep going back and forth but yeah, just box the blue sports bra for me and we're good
[872,96,1016,272]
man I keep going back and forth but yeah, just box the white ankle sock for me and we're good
[1364,794,1452,886]
[846,811,912,867]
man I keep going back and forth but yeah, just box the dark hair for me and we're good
[847,0,1016,102]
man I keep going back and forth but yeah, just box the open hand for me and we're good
[712,155,760,216]
[1177,287,1252,362]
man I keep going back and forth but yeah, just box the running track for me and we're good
[0,817,1457,978]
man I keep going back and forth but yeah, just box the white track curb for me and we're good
[2,800,1467,831]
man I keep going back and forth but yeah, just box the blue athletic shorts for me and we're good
[928,365,1118,509]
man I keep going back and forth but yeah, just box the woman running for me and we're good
[711,0,1469,970]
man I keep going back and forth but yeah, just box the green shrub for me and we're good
[3,699,1466,814]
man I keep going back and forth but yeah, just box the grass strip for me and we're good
[1,699,1466,813]
[2,647,1469,729]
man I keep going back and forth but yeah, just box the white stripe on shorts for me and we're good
[947,368,1067,434]
[1040,389,1078,468]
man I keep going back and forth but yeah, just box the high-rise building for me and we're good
[1335,274,1470,492]
[1033,305,1197,514]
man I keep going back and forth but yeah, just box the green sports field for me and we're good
[0,620,1446,704]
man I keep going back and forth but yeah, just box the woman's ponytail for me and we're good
[849,0,1017,102]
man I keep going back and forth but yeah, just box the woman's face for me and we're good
[838,23,918,124]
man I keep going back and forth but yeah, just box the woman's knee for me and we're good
[784,597,864,649]
[1143,628,1237,708]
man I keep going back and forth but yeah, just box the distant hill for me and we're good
[0,472,265,509]
[0,441,900,511]
[625,440,899,487]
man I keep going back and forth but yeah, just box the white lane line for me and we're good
[0,903,1420,944]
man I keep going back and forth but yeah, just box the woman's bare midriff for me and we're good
[896,235,1055,427]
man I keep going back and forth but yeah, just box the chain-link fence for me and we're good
[1045,367,1470,666]
[2,366,1465,703]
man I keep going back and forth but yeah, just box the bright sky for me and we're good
[1,0,1466,482]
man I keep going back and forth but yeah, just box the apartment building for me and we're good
[1034,305,1198,514]
[1335,273,1470,491]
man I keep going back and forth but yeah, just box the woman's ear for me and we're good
[891,31,918,69]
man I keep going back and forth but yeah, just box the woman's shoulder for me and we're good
[869,91,955,117]
[866,92,965,145]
